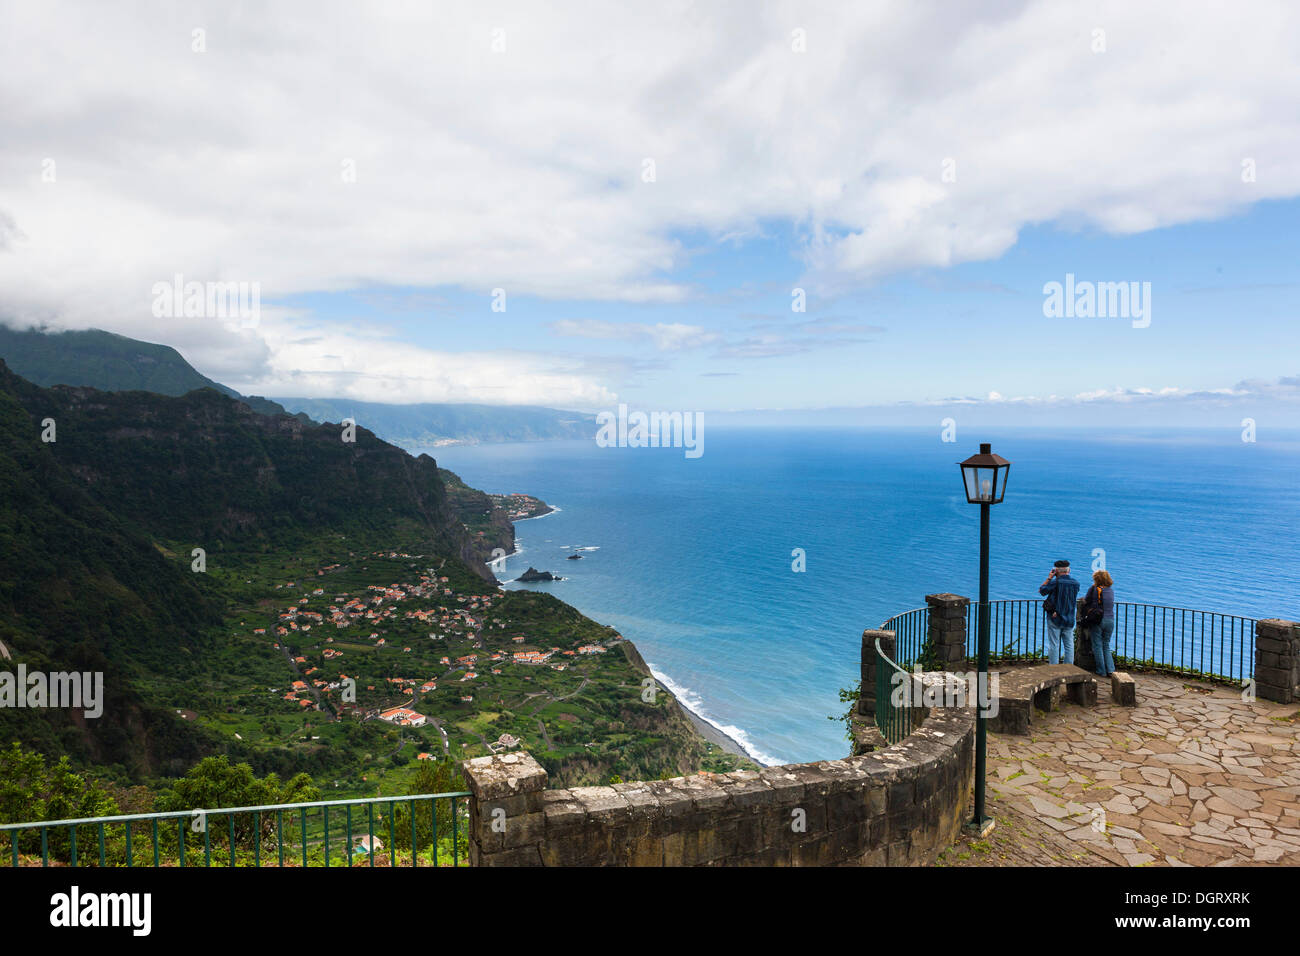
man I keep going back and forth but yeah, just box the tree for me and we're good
[389,758,467,857]
[153,754,319,854]
[0,741,119,860]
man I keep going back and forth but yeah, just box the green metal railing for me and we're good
[0,791,469,868]
[962,599,1256,682]
[881,598,1258,686]
[874,635,921,745]
[872,632,973,745]
[880,606,930,671]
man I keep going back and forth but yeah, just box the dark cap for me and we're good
[1053,559,1070,568]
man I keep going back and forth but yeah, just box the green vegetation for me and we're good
[0,360,749,831]
[0,325,300,419]
[193,544,753,790]
[0,741,469,867]
[0,741,119,860]
[830,679,861,741]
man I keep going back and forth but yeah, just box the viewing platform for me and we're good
[878,594,1300,866]
[981,669,1299,866]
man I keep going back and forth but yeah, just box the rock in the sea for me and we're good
[517,566,561,582]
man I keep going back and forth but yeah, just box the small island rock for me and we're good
[517,566,561,582]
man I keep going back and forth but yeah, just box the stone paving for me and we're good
[935,790,1115,867]
[982,667,1300,866]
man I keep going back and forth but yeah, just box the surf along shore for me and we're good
[502,499,766,767]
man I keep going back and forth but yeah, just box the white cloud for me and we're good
[549,319,719,351]
[0,1,1297,401]
[239,320,618,407]
[924,378,1295,408]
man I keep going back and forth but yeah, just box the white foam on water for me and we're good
[649,666,781,767]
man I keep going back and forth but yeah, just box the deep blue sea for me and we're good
[429,428,1300,766]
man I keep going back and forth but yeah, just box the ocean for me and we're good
[428,427,1300,766]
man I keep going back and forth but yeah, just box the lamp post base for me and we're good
[964,816,996,838]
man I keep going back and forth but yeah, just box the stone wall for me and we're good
[462,708,973,866]
[461,619,975,866]
[1256,619,1300,704]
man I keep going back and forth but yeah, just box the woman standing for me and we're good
[1088,570,1116,677]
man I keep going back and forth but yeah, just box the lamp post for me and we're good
[957,442,1010,835]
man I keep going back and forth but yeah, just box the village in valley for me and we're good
[256,553,617,751]
[266,559,617,749]
[175,532,746,798]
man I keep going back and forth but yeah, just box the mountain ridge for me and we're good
[0,360,749,789]
[272,397,596,448]
[0,325,302,420]
[0,358,501,776]
[0,325,597,447]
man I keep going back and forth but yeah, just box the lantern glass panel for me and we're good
[963,465,997,503]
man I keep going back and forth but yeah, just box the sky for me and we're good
[0,1,1297,426]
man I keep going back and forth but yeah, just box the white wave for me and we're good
[516,505,560,521]
[648,666,782,767]
[489,543,524,579]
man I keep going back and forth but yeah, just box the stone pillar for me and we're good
[860,629,895,715]
[1255,619,1300,704]
[925,593,969,668]
[461,751,550,866]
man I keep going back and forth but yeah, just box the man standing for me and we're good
[1039,559,1080,665]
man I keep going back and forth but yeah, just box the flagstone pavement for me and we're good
[982,669,1300,866]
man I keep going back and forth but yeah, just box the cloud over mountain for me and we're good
[1,1,1296,403]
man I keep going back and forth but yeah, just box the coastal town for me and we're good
[204,534,744,795]
[488,492,554,522]
[258,554,617,736]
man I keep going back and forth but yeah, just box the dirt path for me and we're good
[525,677,590,716]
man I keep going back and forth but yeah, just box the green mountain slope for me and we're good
[0,326,597,447]
[0,363,228,778]
[0,359,498,777]
[5,369,497,573]
[0,325,300,419]
[0,362,747,790]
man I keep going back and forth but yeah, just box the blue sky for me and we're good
[270,199,1298,418]
[1,2,1297,424]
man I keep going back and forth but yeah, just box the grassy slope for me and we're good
[0,363,749,791]
[0,325,296,418]
[197,545,752,793]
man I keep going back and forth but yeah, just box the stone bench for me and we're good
[988,664,1099,735]
[1110,671,1137,706]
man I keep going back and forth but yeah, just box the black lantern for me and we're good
[957,441,1011,836]
[958,443,1010,504]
